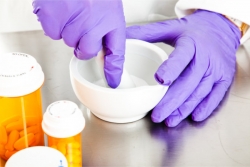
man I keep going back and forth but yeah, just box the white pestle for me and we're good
[95,49,136,89]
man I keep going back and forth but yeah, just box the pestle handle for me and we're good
[95,49,135,89]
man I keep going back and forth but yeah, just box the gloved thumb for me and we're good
[126,19,181,45]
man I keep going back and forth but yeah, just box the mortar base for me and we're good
[91,111,147,123]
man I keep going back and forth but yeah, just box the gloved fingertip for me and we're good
[104,53,126,89]
[191,110,206,122]
[74,49,84,60]
[151,104,171,123]
[106,79,120,89]
[154,73,171,86]
[74,48,95,60]
[104,68,122,89]
[165,117,179,127]
[151,115,162,123]
[104,71,122,89]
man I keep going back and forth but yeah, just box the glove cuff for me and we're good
[224,15,249,37]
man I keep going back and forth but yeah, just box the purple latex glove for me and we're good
[33,0,126,88]
[126,10,241,127]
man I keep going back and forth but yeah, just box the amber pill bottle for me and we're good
[42,100,85,167]
[0,52,45,161]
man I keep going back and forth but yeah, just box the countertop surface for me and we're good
[0,31,250,167]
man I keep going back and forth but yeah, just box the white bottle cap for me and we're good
[0,52,44,97]
[5,146,68,167]
[42,100,85,138]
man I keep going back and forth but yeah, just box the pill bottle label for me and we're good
[48,133,82,167]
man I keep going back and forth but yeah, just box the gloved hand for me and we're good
[126,10,241,127]
[33,0,126,88]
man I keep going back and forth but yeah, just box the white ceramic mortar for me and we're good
[70,39,169,123]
